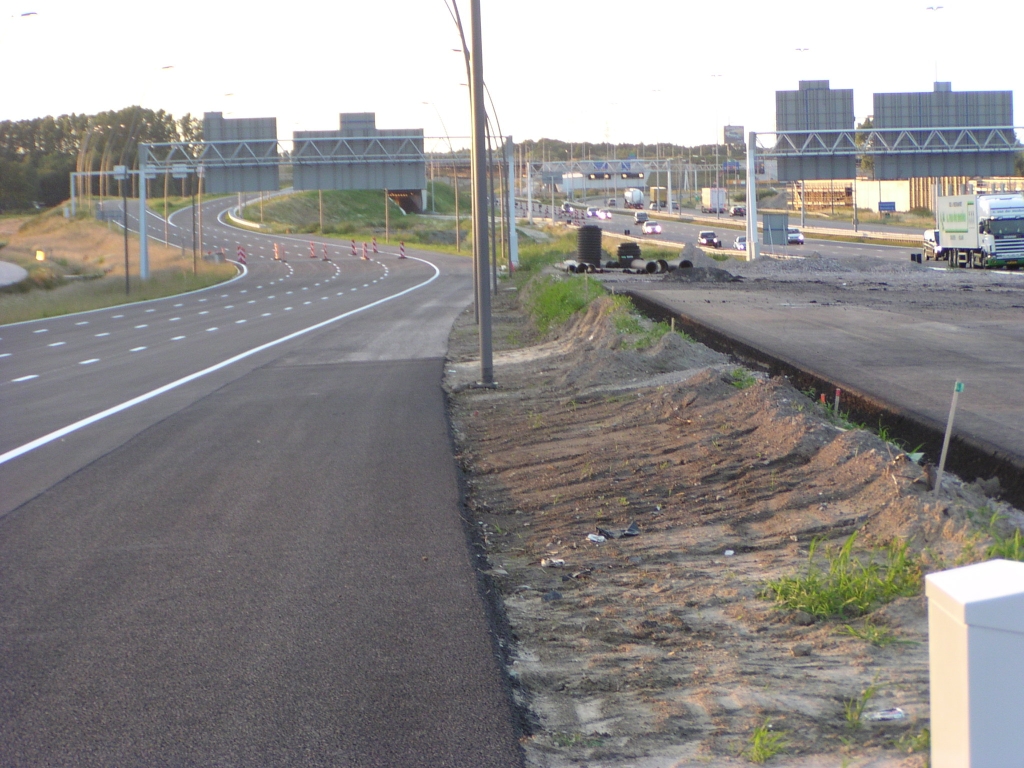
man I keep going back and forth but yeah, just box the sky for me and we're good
[2,0,1021,151]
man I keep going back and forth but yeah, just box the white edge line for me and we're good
[0,256,440,467]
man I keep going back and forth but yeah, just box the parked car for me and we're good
[733,235,747,251]
[633,211,649,224]
[586,207,600,218]
[787,227,805,245]
[698,230,722,248]
[730,205,746,217]
[641,220,662,235]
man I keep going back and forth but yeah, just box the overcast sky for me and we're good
[3,0,1020,149]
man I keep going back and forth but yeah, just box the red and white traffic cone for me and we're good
[351,239,357,257]
[322,243,329,261]
[361,242,369,260]
[399,242,406,259]
[237,245,247,265]
[309,241,316,258]
[372,237,378,254]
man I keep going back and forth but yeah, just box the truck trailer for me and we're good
[701,187,727,214]
[623,188,644,209]
[934,193,1024,268]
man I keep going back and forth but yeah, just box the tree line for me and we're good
[0,106,202,213]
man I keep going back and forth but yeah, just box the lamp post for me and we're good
[422,102,460,247]
[711,74,723,219]
[114,165,130,295]
[469,0,492,385]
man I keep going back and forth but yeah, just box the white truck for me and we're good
[623,188,644,209]
[701,187,727,214]
[934,193,1024,268]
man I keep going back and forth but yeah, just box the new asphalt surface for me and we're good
[0,200,523,766]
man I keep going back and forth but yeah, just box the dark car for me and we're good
[730,205,746,217]
[697,230,722,248]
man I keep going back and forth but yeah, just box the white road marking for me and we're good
[0,255,440,467]
[303,301,312,305]
[235,319,246,324]
[12,375,38,382]
[261,313,271,317]
[199,311,209,315]
[174,303,183,308]
[0,353,10,358]
[75,321,89,326]
[172,336,186,341]
[48,342,66,347]
[225,305,234,309]
[284,307,293,311]
[145,309,155,313]
[207,327,218,332]
[33,329,48,334]
[247,300,256,304]
[95,332,110,337]
[135,324,148,329]
[170,317,181,322]
[112,314,124,318]
[79,359,99,365]
[130,347,147,352]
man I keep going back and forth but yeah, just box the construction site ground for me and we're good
[444,259,1022,767]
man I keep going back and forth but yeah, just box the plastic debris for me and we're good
[597,527,622,540]
[595,522,640,540]
[541,558,565,568]
[724,549,735,556]
[587,534,606,543]
[865,708,905,722]
[622,521,640,537]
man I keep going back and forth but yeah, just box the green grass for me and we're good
[523,274,606,334]
[242,186,475,253]
[730,368,757,389]
[762,533,921,620]
[840,620,913,647]
[895,727,930,753]
[984,514,1024,561]
[0,266,236,325]
[843,681,879,728]
[551,732,603,748]
[743,719,788,763]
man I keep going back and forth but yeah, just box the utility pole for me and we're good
[470,0,493,385]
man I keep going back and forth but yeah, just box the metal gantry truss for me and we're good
[758,126,1023,156]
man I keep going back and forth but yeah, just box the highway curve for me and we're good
[0,200,523,766]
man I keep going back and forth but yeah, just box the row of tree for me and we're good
[0,107,202,212]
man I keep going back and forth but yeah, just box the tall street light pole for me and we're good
[469,0,493,386]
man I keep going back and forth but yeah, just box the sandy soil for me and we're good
[445,274,1021,767]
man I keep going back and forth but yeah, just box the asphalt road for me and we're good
[0,201,523,766]
[516,200,915,263]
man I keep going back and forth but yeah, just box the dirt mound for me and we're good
[663,265,741,283]
[445,284,1018,767]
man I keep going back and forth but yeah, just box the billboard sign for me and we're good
[722,125,744,146]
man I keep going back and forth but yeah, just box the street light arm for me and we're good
[444,0,472,90]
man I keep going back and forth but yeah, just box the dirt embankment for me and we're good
[446,286,1018,767]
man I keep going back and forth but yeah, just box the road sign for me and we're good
[171,164,189,179]
[879,201,896,213]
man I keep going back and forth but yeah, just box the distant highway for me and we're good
[0,201,523,766]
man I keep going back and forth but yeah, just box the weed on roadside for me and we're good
[984,512,1024,561]
[843,681,879,728]
[894,726,930,753]
[743,719,788,763]
[551,732,603,748]
[840,620,914,647]
[762,533,921,619]
[524,274,606,334]
[730,368,757,389]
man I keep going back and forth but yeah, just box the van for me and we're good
[923,229,943,259]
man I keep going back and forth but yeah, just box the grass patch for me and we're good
[762,532,921,620]
[984,513,1024,561]
[729,368,757,389]
[523,274,606,334]
[743,719,788,763]
[895,727,930,753]
[551,732,603,748]
[843,681,879,728]
[840,620,913,647]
